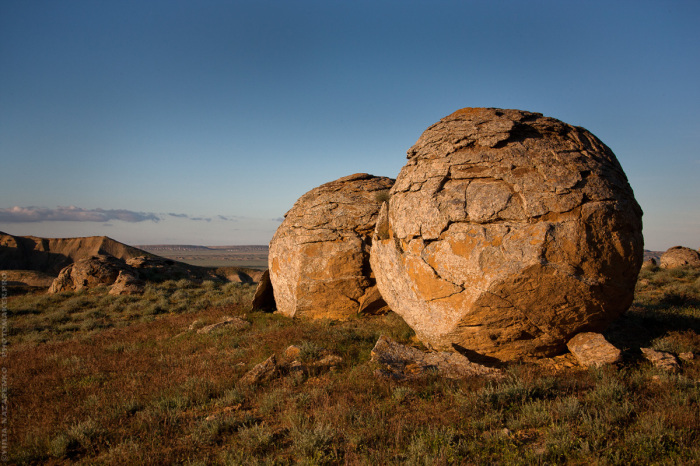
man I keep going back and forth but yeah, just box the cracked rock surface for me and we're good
[370,108,643,361]
[269,173,394,319]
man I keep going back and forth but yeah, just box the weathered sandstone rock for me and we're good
[567,332,622,367]
[240,355,277,385]
[641,347,680,372]
[108,270,145,295]
[371,108,643,361]
[371,335,501,380]
[659,246,700,269]
[269,173,394,319]
[196,316,250,334]
[49,255,128,293]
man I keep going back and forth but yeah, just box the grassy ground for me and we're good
[6,267,700,465]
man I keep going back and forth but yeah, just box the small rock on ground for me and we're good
[240,355,277,385]
[641,347,680,372]
[196,316,250,334]
[567,332,622,368]
[371,335,501,380]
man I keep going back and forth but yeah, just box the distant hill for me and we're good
[137,244,268,252]
[644,249,664,262]
[137,244,269,270]
[0,231,152,275]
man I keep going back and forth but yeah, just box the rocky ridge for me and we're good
[0,231,150,275]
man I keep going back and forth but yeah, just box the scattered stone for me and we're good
[48,254,129,293]
[240,355,277,385]
[357,285,391,315]
[535,352,581,372]
[370,335,501,380]
[371,108,643,361]
[285,354,344,376]
[197,316,250,334]
[251,269,276,311]
[314,355,343,367]
[659,246,700,269]
[679,352,694,361]
[288,360,304,372]
[188,320,204,331]
[109,270,145,295]
[567,332,622,367]
[268,173,394,319]
[284,345,302,359]
[641,347,680,372]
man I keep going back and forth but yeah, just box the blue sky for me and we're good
[1,0,698,249]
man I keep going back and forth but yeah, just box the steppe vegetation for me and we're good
[7,267,700,464]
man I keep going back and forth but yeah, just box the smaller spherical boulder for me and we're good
[268,173,394,319]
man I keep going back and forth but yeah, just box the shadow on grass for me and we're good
[605,267,700,352]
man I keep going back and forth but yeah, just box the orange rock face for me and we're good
[268,173,394,319]
[370,108,643,360]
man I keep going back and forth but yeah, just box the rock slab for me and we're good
[269,173,394,319]
[240,355,277,385]
[197,316,251,334]
[371,108,644,361]
[567,332,622,367]
[109,270,145,295]
[371,335,501,380]
[641,347,680,372]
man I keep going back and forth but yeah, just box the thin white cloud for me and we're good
[0,206,264,225]
[0,206,160,223]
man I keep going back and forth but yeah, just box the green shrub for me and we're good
[374,190,391,204]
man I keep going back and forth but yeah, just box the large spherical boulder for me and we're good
[370,108,643,360]
[269,173,394,319]
[659,246,700,268]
